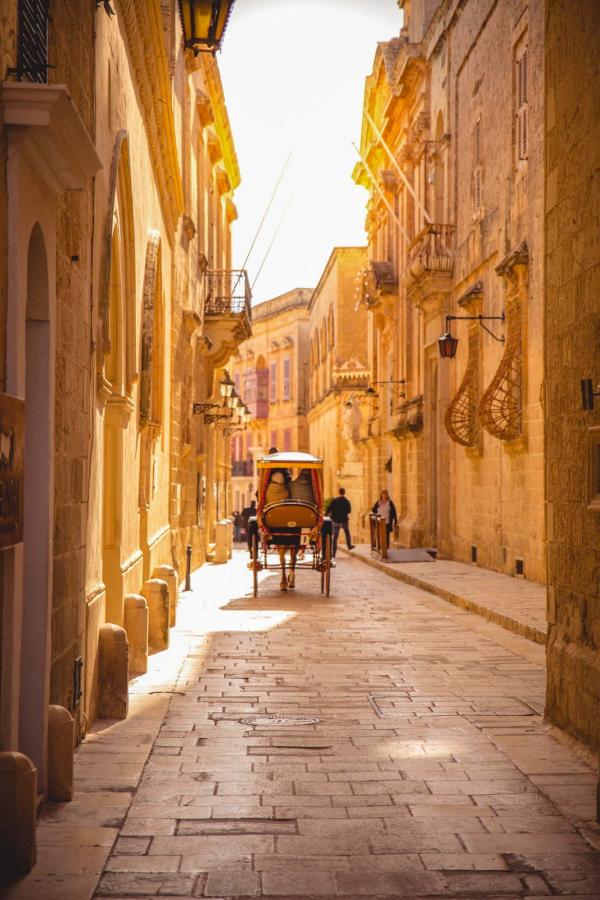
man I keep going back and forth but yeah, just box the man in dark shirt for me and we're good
[325,487,355,557]
[242,499,257,550]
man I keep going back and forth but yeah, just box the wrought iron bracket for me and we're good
[193,401,219,415]
[203,412,232,425]
[446,313,505,343]
[367,379,406,400]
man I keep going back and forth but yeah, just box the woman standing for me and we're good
[372,489,398,546]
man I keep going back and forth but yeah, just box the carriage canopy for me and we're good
[256,451,323,469]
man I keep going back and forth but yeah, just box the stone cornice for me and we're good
[201,55,240,192]
[116,0,184,239]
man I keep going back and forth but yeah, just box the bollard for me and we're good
[152,564,179,627]
[124,594,149,675]
[214,519,231,564]
[141,578,169,653]
[0,751,37,878]
[98,624,129,719]
[185,543,192,591]
[47,705,74,802]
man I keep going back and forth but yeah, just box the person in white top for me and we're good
[372,489,398,545]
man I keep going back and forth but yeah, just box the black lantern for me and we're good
[438,313,505,359]
[438,331,459,359]
[179,0,235,54]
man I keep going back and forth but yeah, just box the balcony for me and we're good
[232,459,253,477]
[360,260,398,310]
[404,224,454,305]
[202,269,252,366]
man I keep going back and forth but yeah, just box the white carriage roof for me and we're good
[257,451,323,466]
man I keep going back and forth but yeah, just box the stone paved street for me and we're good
[4,553,600,899]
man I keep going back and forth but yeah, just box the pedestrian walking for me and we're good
[326,487,355,557]
[241,499,257,549]
[372,489,398,546]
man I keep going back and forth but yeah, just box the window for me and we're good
[283,428,292,451]
[270,430,278,450]
[16,0,49,83]
[471,117,483,220]
[283,358,291,401]
[270,361,277,402]
[516,43,528,163]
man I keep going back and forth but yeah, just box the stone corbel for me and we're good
[2,83,102,195]
[182,215,196,242]
[196,88,215,128]
[216,166,231,195]
[457,280,484,314]
[206,128,223,165]
[183,309,202,339]
[380,170,399,193]
[197,335,214,355]
[495,241,529,293]
[225,196,238,223]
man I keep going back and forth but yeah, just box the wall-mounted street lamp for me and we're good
[438,313,505,359]
[366,380,406,400]
[192,372,236,415]
[581,379,600,411]
[179,0,235,55]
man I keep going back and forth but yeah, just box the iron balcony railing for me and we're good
[407,224,455,273]
[204,269,251,319]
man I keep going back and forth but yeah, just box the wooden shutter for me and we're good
[17,0,49,83]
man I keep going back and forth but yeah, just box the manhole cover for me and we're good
[240,714,320,727]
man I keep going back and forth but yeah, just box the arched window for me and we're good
[100,131,136,398]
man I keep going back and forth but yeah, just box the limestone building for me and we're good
[0,0,247,865]
[543,0,600,759]
[229,288,311,513]
[352,0,545,578]
[307,247,370,519]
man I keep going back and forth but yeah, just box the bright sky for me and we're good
[219,0,402,305]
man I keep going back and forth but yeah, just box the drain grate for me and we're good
[240,714,320,727]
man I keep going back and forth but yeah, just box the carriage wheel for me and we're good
[251,532,259,597]
[321,533,332,597]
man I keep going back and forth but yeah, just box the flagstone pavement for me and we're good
[2,551,599,899]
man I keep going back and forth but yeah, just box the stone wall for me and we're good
[544,0,600,752]
[48,0,96,732]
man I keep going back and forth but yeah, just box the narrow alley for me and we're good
[6,554,599,900]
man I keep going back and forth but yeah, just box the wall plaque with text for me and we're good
[0,393,24,549]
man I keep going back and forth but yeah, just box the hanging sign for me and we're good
[0,393,24,549]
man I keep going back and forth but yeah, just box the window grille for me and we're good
[516,46,528,161]
[16,0,50,83]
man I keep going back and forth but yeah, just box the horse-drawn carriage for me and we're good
[247,451,333,596]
